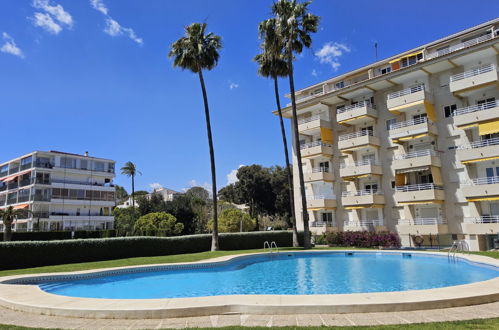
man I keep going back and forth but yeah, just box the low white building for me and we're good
[117,187,182,208]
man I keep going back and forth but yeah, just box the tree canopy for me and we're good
[134,212,183,236]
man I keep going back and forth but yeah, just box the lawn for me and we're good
[0,247,497,278]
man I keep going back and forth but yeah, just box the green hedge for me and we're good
[0,230,116,241]
[0,231,303,270]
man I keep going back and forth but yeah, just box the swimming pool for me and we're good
[36,252,499,299]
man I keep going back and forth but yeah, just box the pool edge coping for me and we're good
[0,250,498,319]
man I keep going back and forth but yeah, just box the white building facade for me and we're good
[278,19,499,251]
[0,151,116,232]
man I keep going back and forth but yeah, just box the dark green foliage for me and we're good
[0,231,303,270]
[0,230,116,242]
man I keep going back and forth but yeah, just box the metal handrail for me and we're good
[345,219,384,226]
[298,115,321,125]
[395,183,443,192]
[457,137,499,150]
[338,129,373,141]
[341,189,381,197]
[337,101,376,114]
[464,216,499,224]
[300,141,332,149]
[452,100,498,117]
[462,176,499,185]
[270,241,279,255]
[393,149,437,160]
[387,84,424,100]
[311,167,330,173]
[306,194,336,200]
[311,221,336,227]
[340,159,379,168]
[398,218,446,225]
[427,34,494,60]
[389,117,429,130]
[450,64,496,82]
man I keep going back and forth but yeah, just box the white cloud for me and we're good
[31,0,73,34]
[149,182,163,191]
[1,33,24,58]
[229,81,239,90]
[311,69,318,77]
[315,42,351,71]
[90,0,143,45]
[90,0,108,15]
[227,165,244,185]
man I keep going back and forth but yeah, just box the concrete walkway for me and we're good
[1,301,499,329]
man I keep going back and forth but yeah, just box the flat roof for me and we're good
[0,150,115,167]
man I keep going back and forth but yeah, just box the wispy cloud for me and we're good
[149,182,163,191]
[315,42,350,71]
[229,80,239,90]
[31,0,73,35]
[311,69,318,77]
[226,165,244,185]
[90,0,143,45]
[1,33,24,58]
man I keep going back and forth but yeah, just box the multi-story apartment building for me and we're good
[0,151,116,232]
[277,19,499,251]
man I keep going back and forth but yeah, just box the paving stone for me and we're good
[270,315,297,326]
[320,314,354,326]
[296,315,324,326]
[214,315,241,327]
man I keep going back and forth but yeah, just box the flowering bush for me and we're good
[325,231,401,248]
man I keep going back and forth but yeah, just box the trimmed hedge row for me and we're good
[0,230,116,241]
[0,231,303,270]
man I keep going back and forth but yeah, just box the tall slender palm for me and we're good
[254,19,299,247]
[272,0,319,249]
[0,206,32,241]
[121,161,141,208]
[168,23,222,251]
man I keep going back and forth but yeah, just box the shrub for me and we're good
[325,231,401,248]
[134,212,183,235]
[212,209,256,232]
[0,231,304,270]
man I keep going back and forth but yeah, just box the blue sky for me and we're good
[1,0,498,194]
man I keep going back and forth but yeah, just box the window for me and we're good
[386,118,396,130]
[319,161,329,172]
[444,104,457,118]
[413,113,427,123]
[401,53,423,68]
[311,87,322,95]
[380,66,391,75]
[335,81,345,89]
[60,157,76,169]
[361,126,373,136]
[321,212,333,223]
[80,159,88,170]
[391,181,395,189]
[417,172,433,184]
[477,97,496,110]
[364,183,378,192]
[336,105,345,113]
[93,161,105,172]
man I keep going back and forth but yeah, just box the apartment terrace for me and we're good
[392,149,441,171]
[298,115,330,134]
[339,159,382,180]
[300,141,334,158]
[387,84,432,114]
[457,137,499,164]
[461,176,499,201]
[336,101,377,125]
[338,130,380,152]
[452,100,499,128]
[306,194,337,210]
[341,189,385,208]
[396,218,449,235]
[394,183,445,204]
[450,64,499,95]
[462,216,499,235]
[343,219,385,231]
[304,167,334,183]
[388,117,438,142]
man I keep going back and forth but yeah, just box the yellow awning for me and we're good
[467,196,499,202]
[394,133,430,143]
[308,207,336,211]
[478,119,499,136]
[462,156,499,164]
[320,127,333,144]
[344,204,384,210]
[398,200,443,205]
[338,114,375,125]
[458,123,479,130]
[425,101,437,122]
[388,51,423,64]
[389,100,424,113]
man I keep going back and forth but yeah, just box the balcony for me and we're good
[392,149,441,171]
[396,218,449,235]
[452,101,499,128]
[341,190,385,207]
[300,141,333,158]
[298,115,329,134]
[461,176,499,201]
[304,168,334,183]
[306,195,337,210]
[457,137,499,164]
[462,216,499,235]
[339,159,382,180]
[344,219,385,231]
[310,221,336,228]
[394,183,445,204]
[450,64,499,95]
[388,117,438,142]
[337,102,377,125]
[426,33,495,60]
[387,84,431,114]
[338,130,380,152]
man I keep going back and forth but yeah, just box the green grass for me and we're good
[0,247,497,278]
[1,318,499,329]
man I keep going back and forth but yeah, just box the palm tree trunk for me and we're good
[286,52,311,249]
[198,70,219,251]
[273,77,299,247]
[4,219,12,241]
[131,174,135,208]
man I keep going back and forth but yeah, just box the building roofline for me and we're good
[0,150,115,167]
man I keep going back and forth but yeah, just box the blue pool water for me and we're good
[37,252,499,299]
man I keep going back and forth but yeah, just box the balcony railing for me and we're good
[341,189,381,197]
[426,34,494,60]
[393,149,437,160]
[398,218,446,225]
[306,194,336,200]
[298,115,322,125]
[337,101,376,114]
[311,167,330,173]
[452,100,498,117]
[389,117,429,130]
[464,216,499,224]
[340,159,379,169]
[34,161,54,169]
[345,219,384,227]
[450,64,496,82]
[462,176,499,186]
[457,137,499,150]
[50,179,115,187]
[387,84,424,100]
[311,221,335,228]
[338,130,373,141]
[395,183,443,192]
[300,141,332,150]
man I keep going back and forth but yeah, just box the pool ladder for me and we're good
[263,241,279,256]
[448,240,469,262]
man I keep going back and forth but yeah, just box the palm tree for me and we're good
[121,161,141,208]
[168,23,222,251]
[272,0,319,249]
[254,19,299,247]
[0,206,32,241]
